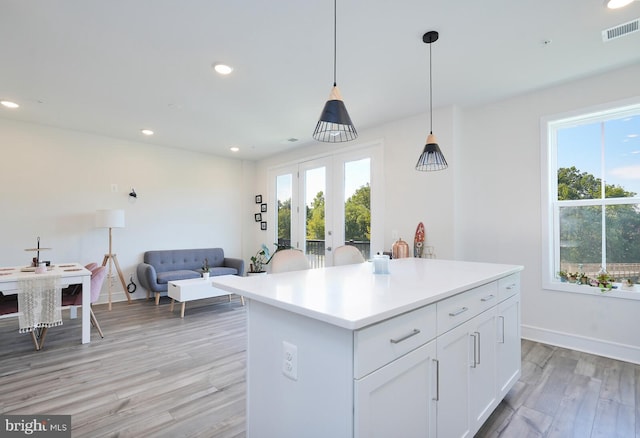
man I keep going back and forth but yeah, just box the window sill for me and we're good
[545,282,640,301]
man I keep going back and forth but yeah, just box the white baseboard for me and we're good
[521,324,640,365]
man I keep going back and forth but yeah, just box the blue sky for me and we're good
[557,114,640,196]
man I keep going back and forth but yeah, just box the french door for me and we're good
[271,144,382,267]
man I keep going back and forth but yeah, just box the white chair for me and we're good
[270,249,310,274]
[333,245,366,266]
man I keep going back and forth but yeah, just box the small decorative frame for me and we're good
[254,213,262,222]
[255,195,262,204]
[261,221,267,231]
[261,203,267,213]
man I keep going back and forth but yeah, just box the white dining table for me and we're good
[0,263,93,344]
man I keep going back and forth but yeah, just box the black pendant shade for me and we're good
[313,84,357,142]
[416,30,448,172]
[313,0,357,143]
[416,133,448,171]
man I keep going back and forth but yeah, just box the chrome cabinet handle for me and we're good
[389,328,421,344]
[449,307,468,317]
[470,333,477,368]
[506,283,517,290]
[498,316,505,343]
[432,358,440,401]
[481,294,495,302]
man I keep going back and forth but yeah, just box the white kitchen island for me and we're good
[212,258,523,438]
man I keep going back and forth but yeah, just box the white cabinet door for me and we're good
[469,307,498,432]
[354,340,437,438]
[436,320,472,438]
[497,293,521,398]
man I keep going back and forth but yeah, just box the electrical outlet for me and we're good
[282,341,298,381]
[392,229,399,239]
[111,183,118,193]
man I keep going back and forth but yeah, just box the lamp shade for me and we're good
[415,133,448,171]
[96,209,125,228]
[313,85,357,142]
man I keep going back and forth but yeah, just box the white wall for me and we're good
[457,63,640,363]
[0,118,247,303]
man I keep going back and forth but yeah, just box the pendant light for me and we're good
[416,31,448,171]
[313,0,357,142]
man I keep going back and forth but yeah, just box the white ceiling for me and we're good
[1,0,639,160]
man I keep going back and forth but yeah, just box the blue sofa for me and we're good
[137,248,244,304]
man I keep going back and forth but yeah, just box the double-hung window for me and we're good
[542,99,640,297]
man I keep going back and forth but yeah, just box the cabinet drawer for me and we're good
[436,282,498,335]
[354,304,436,379]
[498,273,520,301]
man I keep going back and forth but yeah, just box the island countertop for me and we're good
[211,257,523,330]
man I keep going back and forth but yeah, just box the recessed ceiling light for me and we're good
[141,129,154,136]
[606,0,635,9]
[1,100,19,109]
[230,146,240,152]
[213,63,234,75]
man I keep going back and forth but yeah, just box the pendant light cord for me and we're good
[333,0,337,86]
[429,41,433,134]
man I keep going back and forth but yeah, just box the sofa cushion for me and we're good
[157,270,201,284]
[210,267,238,276]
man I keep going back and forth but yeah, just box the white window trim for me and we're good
[540,97,640,301]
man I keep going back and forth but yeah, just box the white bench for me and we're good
[168,277,244,318]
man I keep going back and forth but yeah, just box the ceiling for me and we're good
[1,0,639,160]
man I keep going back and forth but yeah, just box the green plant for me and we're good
[202,258,210,273]
[593,271,614,291]
[558,270,568,281]
[250,244,271,273]
[578,273,589,284]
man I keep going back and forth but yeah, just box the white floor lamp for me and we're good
[96,209,131,310]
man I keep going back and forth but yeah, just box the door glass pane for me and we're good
[344,158,370,259]
[276,174,292,249]
[305,167,325,268]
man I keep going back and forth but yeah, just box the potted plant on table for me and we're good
[202,258,210,280]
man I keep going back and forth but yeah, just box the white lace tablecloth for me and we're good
[17,274,62,333]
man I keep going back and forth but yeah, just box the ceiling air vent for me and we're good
[602,18,639,41]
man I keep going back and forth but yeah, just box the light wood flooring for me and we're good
[0,297,638,437]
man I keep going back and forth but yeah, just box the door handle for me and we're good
[470,333,477,368]
[432,358,440,401]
